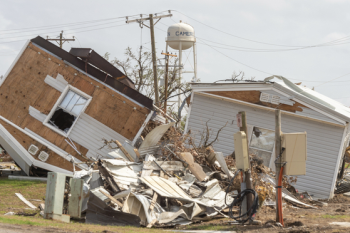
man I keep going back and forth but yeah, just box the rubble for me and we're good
[40,120,314,228]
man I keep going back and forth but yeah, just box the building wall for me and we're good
[186,93,344,199]
[0,42,150,170]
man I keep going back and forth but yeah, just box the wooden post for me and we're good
[238,111,253,216]
[275,109,282,222]
[149,14,160,106]
[161,52,176,114]
[164,53,169,114]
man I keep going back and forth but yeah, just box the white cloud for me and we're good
[0,14,12,30]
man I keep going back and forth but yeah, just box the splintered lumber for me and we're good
[179,152,206,181]
[99,189,124,208]
[115,140,135,162]
[15,193,37,209]
[133,148,141,160]
[149,192,158,211]
[205,146,217,164]
[146,219,157,228]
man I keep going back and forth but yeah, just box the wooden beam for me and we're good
[99,189,124,208]
[115,140,134,162]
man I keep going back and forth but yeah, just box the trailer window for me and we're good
[43,85,91,137]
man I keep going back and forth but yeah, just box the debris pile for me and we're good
[42,121,312,227]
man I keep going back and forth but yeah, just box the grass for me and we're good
[0,216,166,232]
[0,178,166,232]
[321,215,350,220]
[184,224,237,231]
[0,178,46,215]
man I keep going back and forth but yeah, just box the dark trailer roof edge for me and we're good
[30,36,153,110]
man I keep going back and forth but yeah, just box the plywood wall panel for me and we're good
[0,42,150,163]
[33,87,60,114]
[71,76,96,96]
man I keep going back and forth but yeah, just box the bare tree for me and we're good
[231,71,255,82]
[106,47,191,110]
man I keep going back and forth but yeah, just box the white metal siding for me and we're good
[69,113,130,159]
[187,94,344,199]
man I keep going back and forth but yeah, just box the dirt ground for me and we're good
[1,178,350,232]
[176,194,350,232]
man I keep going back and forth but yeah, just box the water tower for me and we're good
[166,21,197,107]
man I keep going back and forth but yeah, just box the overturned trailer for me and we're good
[0,36,153,175]
[185,77,350,200]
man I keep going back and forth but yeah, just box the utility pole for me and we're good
[238,111,253,219]
[46,31,75,48]
[149,14,159,106]
[161,52,177,114]
[275,109,282,223]
[126,12,172,106]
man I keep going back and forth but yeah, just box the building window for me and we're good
[44,85,91,137]
[249,127,275,167]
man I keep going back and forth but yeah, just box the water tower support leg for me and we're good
[193,42,197,81]
[178,42,182,109]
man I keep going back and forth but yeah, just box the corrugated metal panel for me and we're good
[69,113,130,159]
[186,94,344,199]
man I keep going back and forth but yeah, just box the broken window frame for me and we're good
[247,125,276,169]
[43,85,92,137]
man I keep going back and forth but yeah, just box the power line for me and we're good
[159,20,350,84]
[197,38,273,75]
[0,22,128,45]
[159,20,350,53]
[196,38,350,53]
[0,14,143,33]
[0,19,126,41]
[155,25,272,75]
[174,10,350,49]
[315,72,350,87]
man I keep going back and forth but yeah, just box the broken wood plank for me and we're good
[134,148,141,160]
[99,189,124,208]
[115,140,134,162]
[15,193,37,209]
[149,192,158,211]
[146,219,157,228]
[179,152,206,181]
[143,161,184,171]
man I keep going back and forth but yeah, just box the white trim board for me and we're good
[184,93,195,134]
[43,84,93,138]
[329,123,350,198]
[0,123,72,175]
[24,128,88,170]
[0,124,33,174]
[132,110,154,146]
[0,115,79,173]
[29,106,47,122]
[44,74,68,92]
